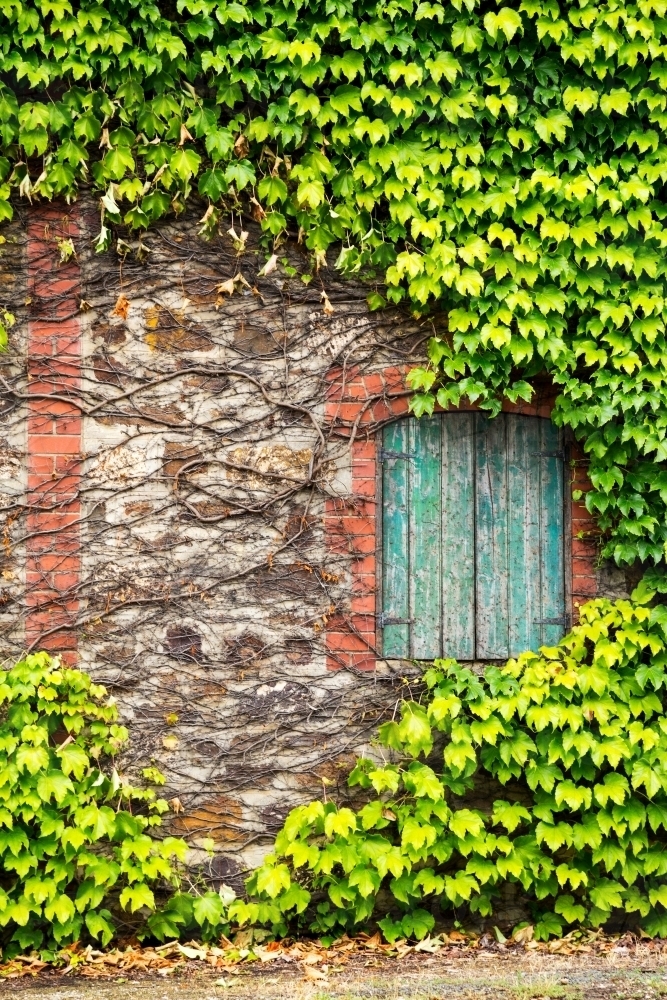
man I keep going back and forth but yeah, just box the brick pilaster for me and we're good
[25,206,82,662]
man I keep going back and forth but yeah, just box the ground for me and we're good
[2,940,667,1000]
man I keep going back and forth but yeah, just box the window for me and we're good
[380,412,567,660]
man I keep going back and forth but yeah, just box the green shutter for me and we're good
[409,416,442,658]
[441,414,475,659]
[381,413,566,660]
[381,419,410,658]
[475,413,510,658]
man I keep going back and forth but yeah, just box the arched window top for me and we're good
[380,412,567,661]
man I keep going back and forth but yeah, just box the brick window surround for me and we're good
[324,366,598,672]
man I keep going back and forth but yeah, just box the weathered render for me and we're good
[0,201,635,885]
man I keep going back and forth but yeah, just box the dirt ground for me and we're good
[2,948,667,1000]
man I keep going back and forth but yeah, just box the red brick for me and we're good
[327,651,377,671]
[28,414,57,434]
[340,512,375,534]
[29,435,81,455]
[343,382,371,400]
[572,537,597,556]
[55,455,83,473]
[352,574,376,594]
[353,479,377,497]
[26,206,81,657]
[572,558,596,577]
[25,553,72,572]
[352,440,376,461]
[348,613,376,632]
[326,631,372,652]
[349,536,375,553]
[573,575,597,597]
[28,397,77,416]
[27,455,56,475]
[330,649,375,668]
[352,594,377,613]
[44,636,79,653]
[53,414,82,435]
[360,373,384,396]
[351,460,376,478]
[330,402,364,423]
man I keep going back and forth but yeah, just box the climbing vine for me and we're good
[11,600,667,947]
[246,590,667,941]
[2,0,667,558]
[0,652,238,957]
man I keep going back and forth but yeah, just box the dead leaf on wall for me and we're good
[111,294,130,320]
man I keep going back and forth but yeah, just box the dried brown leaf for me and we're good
[111,294,130,320]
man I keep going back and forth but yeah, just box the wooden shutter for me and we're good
[380,413,566,660]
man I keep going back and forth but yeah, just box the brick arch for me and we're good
[324,366,598,671]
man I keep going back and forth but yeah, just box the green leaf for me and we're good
[57,743,88,780]
[170,148,202,183]
[44,893,75,925]
[255,863,291,898]
[119,883,155,913]
[534,911,564,941]
[193,892,225,926]
[400,908,435,941]
[37,770,73,804]
[198,168,228,201]
[589,879,623,912]
[224,160,256,190]
[15,745,49,775]
[85,909,115,946]
[257,176,288,205]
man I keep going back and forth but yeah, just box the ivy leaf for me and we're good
[119,883,155,913]
[491,800,531,833]
[589,879,623,912]
[198,168,227,201]
[37,770,73,804]
[193,892,225,926]
[57,743,88,780]
[224,160,256,190]
[400,908,435,940]
[44,893,76,925]
[170,148,201,182]
[102,147,135,181]
[348,865,381,897]
[555,894,586,923]
[484,8,523,42]
[534,111,572,144]
[85,908,115,946]
[632,759,663,799]
[15,745,49,775]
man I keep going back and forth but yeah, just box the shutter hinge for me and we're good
[531,450,566,459]
[378,612,414,627]
[379,449,415,463]
[533,615,571,627]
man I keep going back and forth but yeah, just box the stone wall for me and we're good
[0,200,629,886]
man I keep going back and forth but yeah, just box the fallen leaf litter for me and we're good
[2,928,666,984]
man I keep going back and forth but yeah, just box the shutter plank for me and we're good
[442,413,475,659]
[475,413,509,658]
[507,416,542,656]
[539,420,566,646]
[409,416,442,659]
[381,420,410,657]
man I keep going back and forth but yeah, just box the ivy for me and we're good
[247,591,667,942]
[2,0,667,557]
[0,652,236,958]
